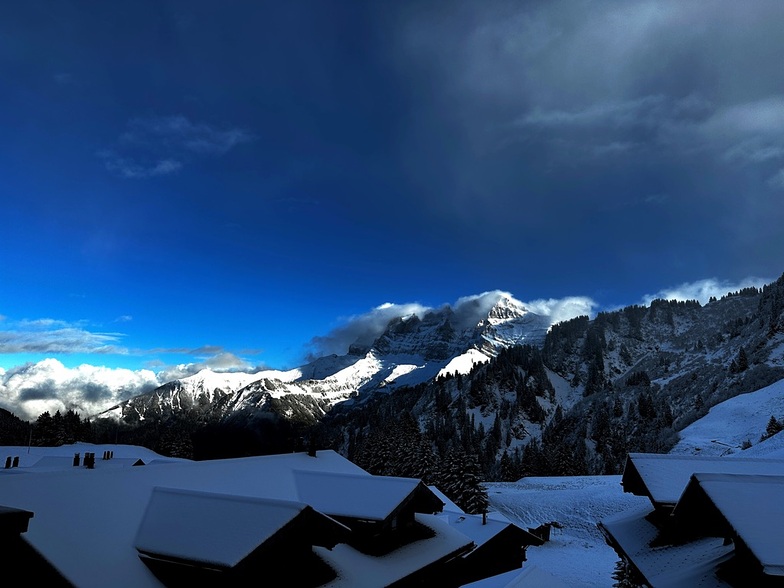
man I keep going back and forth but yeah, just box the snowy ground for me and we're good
[486,476,650,587]
[671,378,784,457]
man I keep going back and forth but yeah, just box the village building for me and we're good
[600,452,784,587]
[0,443,540,587]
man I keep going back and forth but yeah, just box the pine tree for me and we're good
[436,449,489,514]
[761,416,784,441]
[499,450,517,482]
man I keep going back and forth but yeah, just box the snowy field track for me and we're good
[486,476,649,587]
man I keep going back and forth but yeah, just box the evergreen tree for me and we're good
[761,415,784,441]
[436,449,489,514]
[499,450,517,482]
[612,558,644,587]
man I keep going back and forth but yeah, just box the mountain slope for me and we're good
[319,274,784,478]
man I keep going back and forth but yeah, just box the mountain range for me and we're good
[88,273,784,474]
[98,293,551,425]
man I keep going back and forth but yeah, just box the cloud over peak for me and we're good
[307,291,597,358]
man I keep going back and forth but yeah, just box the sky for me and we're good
[1,1,783,417]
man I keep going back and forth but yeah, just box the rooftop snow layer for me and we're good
[678,473,784,577]
[622,453,784,506]
[135,489,310,567]
[293,470,424,520]
[599,505,733,587]
[0,449,367,587]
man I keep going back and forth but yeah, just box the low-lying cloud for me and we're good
[307,302,430,359]
[153,352,261,383]
[0,359,161,420]
[524,297,598,326]
[307,291,597,358]
[641,276,770,306]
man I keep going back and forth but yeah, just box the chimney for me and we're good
[85,452,95,469]
[4,457,11,469]
[74,453,81,467]
[482,511,487,526]
[12,456,19,468]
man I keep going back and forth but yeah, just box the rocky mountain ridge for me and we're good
[99,293,549,426]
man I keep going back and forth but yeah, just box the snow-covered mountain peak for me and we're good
[174,368,260,392]
[108,289,558,425]
[485,294,529,322]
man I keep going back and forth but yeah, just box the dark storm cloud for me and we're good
[385,0,784,278]
[19,381,58,401]
[78,381,115,402]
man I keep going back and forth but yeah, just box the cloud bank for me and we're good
[0,359,161,420]
[0,351,266,421]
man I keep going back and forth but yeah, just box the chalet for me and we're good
[0,505,70,585]
[671,473,784,586]
[600,453,784,587]
[618,453,784,511]
[434,510,544,586]
[135,489,350,586]
[293,470,444,554]
[0,444,538,587]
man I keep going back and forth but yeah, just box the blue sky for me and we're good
[1,1,783,394]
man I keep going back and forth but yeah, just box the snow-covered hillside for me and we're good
[670,377,784,457]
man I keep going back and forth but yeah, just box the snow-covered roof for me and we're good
[461,564,570,588]
[0,449,367,587]
[428,484,461,512]
[435,511,542,550]
[316,513,473,587]
[599,505,734,587]
[294,470,433,521]
[135,488,339,568]
[622,453,784,506]
[674,473,784,577]
[23,455,144,471]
